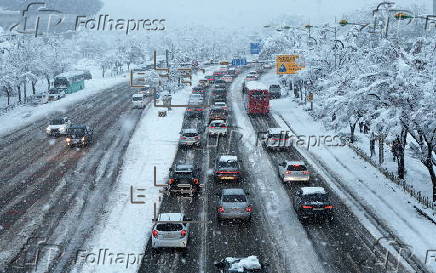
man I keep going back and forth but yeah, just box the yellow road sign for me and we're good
[276,55,305,74]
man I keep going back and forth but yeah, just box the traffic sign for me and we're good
[275,55,305,74]
[232,58,247,66]
[250,43,261,54]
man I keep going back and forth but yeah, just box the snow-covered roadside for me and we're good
[70,72,206,273]
[261,72,436,271]
[230,74,328,273]
[0,75,126,137]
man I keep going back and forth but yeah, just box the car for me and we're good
[190,93,204,103]
[168,164,201,194]
[214,155,241,182]
[132,93,147,109]
[214,79,227,87]
[192,86,207,95]
[212,101,228,111]
[293,187,334,221]
[151,213,191,249]
[46,117,71,136]
[208,119,228,136]
[217,188,252,221]
[82,70,92,80]
[247,71,259,79]
[65,125,93,148]
[277,161,310,183]
[262,63,273,70]
[140,85,155,97]
[269,84,281,99]
[186,100,205,118]
[206,75,216,84]
[264,128,292,150]
[209,108,228,121]
[179,128,201,147]
[198,79,209,87]
[222,75,233,83]
[48,88,66,101]
[32,92,49,105]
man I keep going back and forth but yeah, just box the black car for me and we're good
[293,187,334,222]
[214,155,241,182]
[168,164,201,194]
[65,125,94,148]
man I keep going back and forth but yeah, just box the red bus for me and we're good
[244,81,270,115]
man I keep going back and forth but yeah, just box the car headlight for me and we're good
[46,127,51,133]
[66,138,71,142]
[81,137,85,142]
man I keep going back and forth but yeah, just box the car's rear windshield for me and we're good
[303,194,328,202]
[223,195,246,202]
[218,161,238,169]
[156,223,183,231]
[67,128,85,135]
[183,132,198,137]
[287,164,307,171]
[50,119,64,125]
[270,85,280,88]
[132,96,143,101]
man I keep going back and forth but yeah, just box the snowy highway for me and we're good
[1,1,435,272]
[0,82,145,272]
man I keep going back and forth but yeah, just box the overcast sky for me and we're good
[101,0,433,30]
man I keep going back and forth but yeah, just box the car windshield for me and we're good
[156,223,183,231]
[50,119,64,125]
[49,89,60,94]
[132,96,143,101]
[287,164,307,171]
[223,194,246,202]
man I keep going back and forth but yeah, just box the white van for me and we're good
[48,88,66,101]
[132,93,146,109]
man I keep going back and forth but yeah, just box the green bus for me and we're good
[54,70,90,94]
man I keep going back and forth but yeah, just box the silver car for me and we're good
[151,213,191,249]
[179,128,201,147]
[217,188,252,221]
[277,160,310,183]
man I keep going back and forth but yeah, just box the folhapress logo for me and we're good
[9,2,64,37]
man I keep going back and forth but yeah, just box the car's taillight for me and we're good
[324,205,334,209]
[245,207,253,212]
[180,230,187,237]
[169,179,175,184]
[180,136,186,139]
[303,171,310,175]
[217,207,225,213]
[193,178,199,184]
[302,205,313,209]
[285,171,292,174]
[152,230,158,237]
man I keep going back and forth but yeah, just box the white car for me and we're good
[208,120,228,136]
[277,161,310,183]
[48,88,66,101]
[151,213,191,249]
[264,128,292,150]
[132,93,147,109]
[46,117,71,136]
[212,101,228,111]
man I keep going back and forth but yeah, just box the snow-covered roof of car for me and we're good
[301,187,326,195]
[245,81,268,90]
[210,119,226,124]
[175,164,193,172]
[181,128,198,133]
[286,160,305,166]
[219,155,238,162]
[222,188,245,195]
[158,213,183,221]
[214,102,226,105]
[132,93,144,97]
